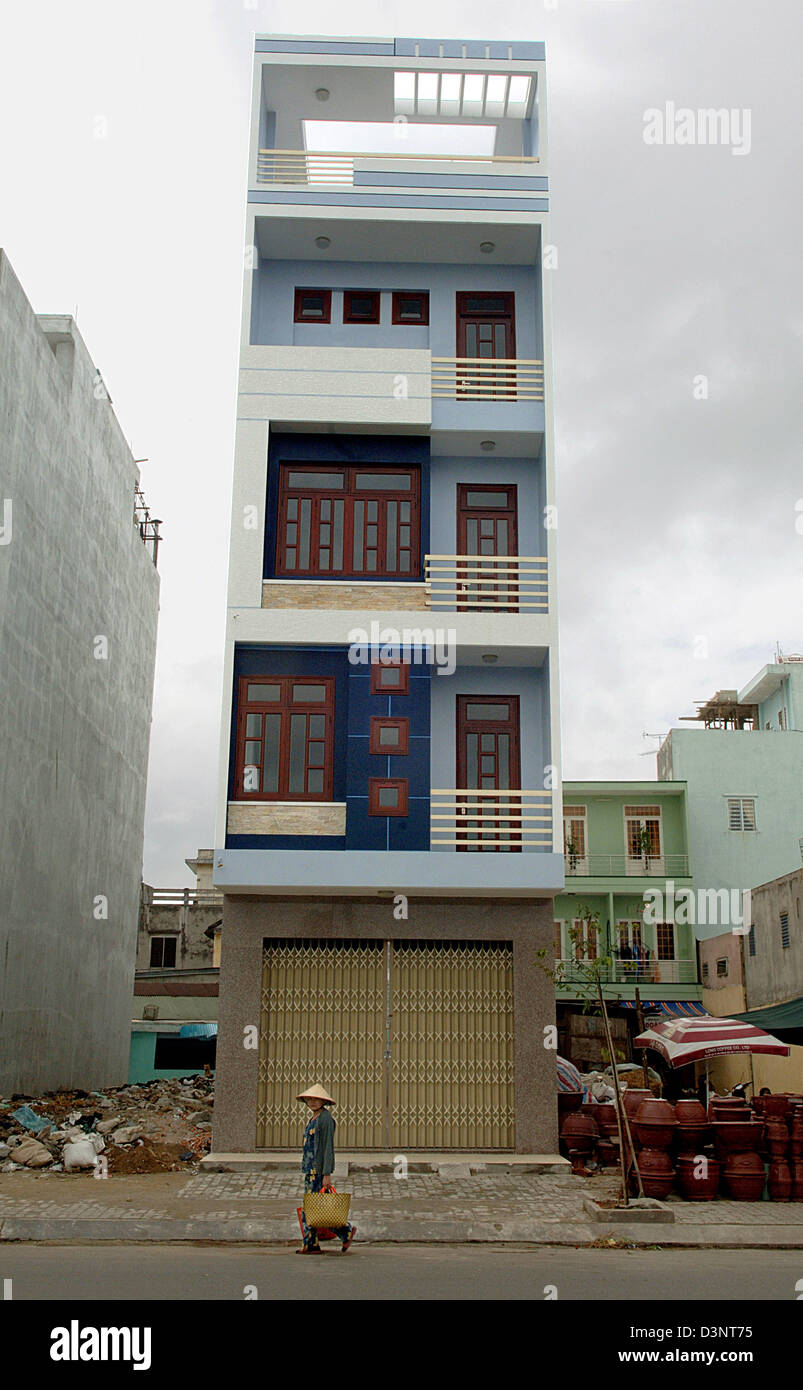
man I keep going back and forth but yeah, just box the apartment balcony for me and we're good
[430,788,553,852]
[556,957,699,987]
[237,344,431,429]
[254,149,545,204]
[425,554,548,613]
[565,853,690,879]
[431,356,543,402]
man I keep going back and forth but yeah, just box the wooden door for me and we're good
[456,695,522,851]
[457,483,518,611]
[456,292,516,396]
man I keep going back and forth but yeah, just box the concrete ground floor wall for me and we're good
[212,894,559,1155]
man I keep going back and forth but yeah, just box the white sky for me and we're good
[1,0,801,886]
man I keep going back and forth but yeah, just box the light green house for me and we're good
[554,782,702,1013]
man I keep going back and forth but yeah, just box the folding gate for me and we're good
[256,939,514,1150]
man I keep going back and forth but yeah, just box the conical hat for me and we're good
[296,1083,336,1105]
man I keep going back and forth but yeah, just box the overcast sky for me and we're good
[2,1,801,885]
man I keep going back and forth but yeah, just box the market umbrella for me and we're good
[633,1014,791,1066]
[556,1055,583,1093]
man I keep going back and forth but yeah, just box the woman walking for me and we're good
[296,1083,356,1254]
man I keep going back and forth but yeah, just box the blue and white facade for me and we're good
[212,35,564,1155]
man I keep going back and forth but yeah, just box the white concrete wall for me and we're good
[0,252,160,1092]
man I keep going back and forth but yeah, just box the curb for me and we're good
[3,1217,803,1247]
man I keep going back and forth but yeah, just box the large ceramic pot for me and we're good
[632,1148,674,1199]
[768,1159,792,1201]
[713,1120,764,1157]
[596,1103,619,1136]
[676,1154,721,1200]
[580,1102,601,1125]
[561,1112,598,1154]
[674,1124,712,1155]
[675,1099,707,1126]
[597,1138,619,1169]
[711,1101,751,1124]
[622,1088,653,1120]
[633,1098,676,1151]
[790,1159,803,1200]
[765,1118,789,1158]
[760,1095,792,1120]
[722,1153,766,1201]
[790,1117,803,1158]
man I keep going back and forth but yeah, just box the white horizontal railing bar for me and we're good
[431,788,551,797]
[258,149,540,164]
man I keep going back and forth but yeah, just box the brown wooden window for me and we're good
[369,717,409,755]
[276,465,419,578]
[294,288,332,323]
[235,676,335,801]
[343,289,380,324]
[369,778,409,816]
[656,922,675,961]
[370,661,410,696]
[392,291,429,325]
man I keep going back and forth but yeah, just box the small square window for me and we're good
[343,290,380,324]
[370,661,410,695]
[369,717,409,755]
[716,957,728,977]
[294,288,332,323]
[369,778,409,816]
[392,291,429,325]
[150,936,177,968]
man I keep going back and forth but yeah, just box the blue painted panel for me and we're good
[264,432,430,582]
[226,833,346,851]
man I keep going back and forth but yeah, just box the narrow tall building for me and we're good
[213,35,563,1155]
[0,252,161,1092]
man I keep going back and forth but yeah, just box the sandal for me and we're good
[341,1226,356,1253]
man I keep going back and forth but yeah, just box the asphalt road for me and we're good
[1,1244,801,1300]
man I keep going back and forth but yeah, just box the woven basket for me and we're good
[303,1188,351,1228]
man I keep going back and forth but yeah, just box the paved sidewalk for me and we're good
[2,1169,803,1247]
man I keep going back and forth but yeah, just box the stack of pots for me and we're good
[763,1096,793,1201]
[673,1100,719,1200]
[792,1102,803,1199]
[559,1102,599,1174]
[710,1100,766,1201]
[631,1097,676,1198]
[595,1102,620,1169]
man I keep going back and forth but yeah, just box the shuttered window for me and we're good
[781,912,790,949]
[728,797,756,831]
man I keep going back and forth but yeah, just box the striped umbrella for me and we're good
[633,1014,790,1067]
[556,1055,583,1092]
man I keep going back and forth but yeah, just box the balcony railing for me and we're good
[430,788,553,851]
[256,149,540,186]
[431,356,544,401]
[556,957,699,986]
[425,554,548,612]
[564,853,690,877]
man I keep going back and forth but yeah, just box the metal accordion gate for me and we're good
[256,938,514,1150]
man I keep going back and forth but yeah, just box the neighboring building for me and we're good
[130,852,221,1082]
[657,655,803,939]
[212,35,562,1154]
[0,252,160,1094]
[554,782,702,1070]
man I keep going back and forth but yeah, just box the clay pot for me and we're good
[711,1102,751,1124]
[580,1102,601,1125]
[713,1121,764,1157]
[722,1153,766,1201]
[561,1112,598,1154]
[633,1098,676,1151]
[676,1154,721,1200]
[632,1148,675,1198]
[622,1088,652,1120]
[674,1124,712,1154]
[790,1159,803,1200]
[768,1159,792,1201]
[790,1118,803,1158]
[675,1099,707,1126]
[597,1138,619,1168]
[558,1091,584,1118]
[568,1149,590,1176]
[765,1118,789,1158]
[595,1103,619,1136]
[760,1095,792,1120]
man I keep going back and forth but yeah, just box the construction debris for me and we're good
[0,1075,214,1175]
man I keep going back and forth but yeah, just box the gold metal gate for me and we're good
[256,939,514,1150]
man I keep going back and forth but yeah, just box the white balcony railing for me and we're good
[425,554,548,612]
[565,853,690,878]
[256,149,540,186]
[431,788,553,851]
[557,957,699,986]
[431,356,544,402]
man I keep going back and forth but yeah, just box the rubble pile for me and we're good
[0,1074,214,1175]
